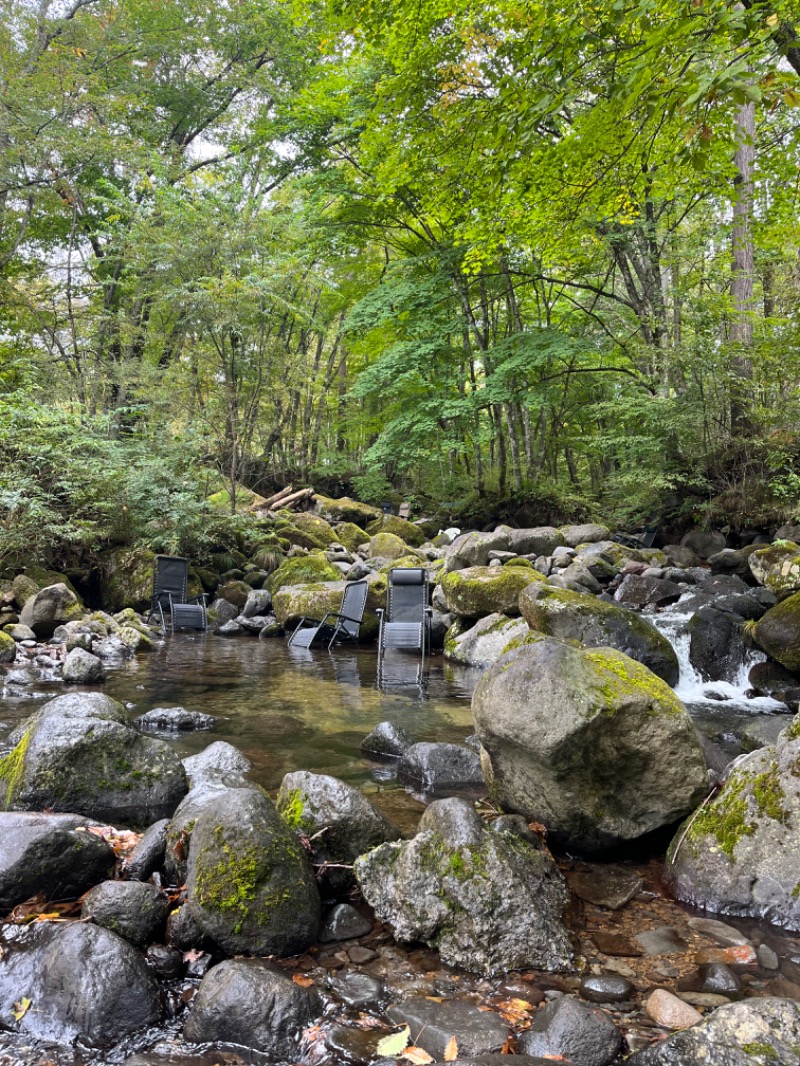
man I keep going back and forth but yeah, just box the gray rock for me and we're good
[699,962,742,996]
[164,777,250,884]
[473,639,707,853]
[664,544,702,568]
[666,726,800,929]
[387,997,510,1059]
[0,921,160,1046]
[444,613,529,668]
[0,811,114,912]
[398,742,484,791]
[3,692,187,825]
[361,721,413,760]
[560,524,612,548]
[580,974,635,1003]
[681,530,728,560]
[634,926,689,956]
[319,903,374,942]
[135,706,216,732]
[124,818,169,880]
[517,996,623,1066]
[709,546,759,578]
[241,588,272,617]
[216,619,244,636]
[444,530,511,573]
[185,787,320,956]
[182,740,251,788]
[62,647,106,684]
[5,623,36,641]
[277,770,401,894]
[520,584,679,685]
[82,880,170,946]
[92,634,133,660]
[355,797,572,975]
[614,574,683,610]
[329,971,385,1009]
[208,597,239,624]
[688,607,749,683]
[19,583,83,638]
[686,917,751,947]
[748,660,799,697]
[627,997,800,1065]
[504,526,565,557]
[183,958,320,1057]
[143,944,183,979]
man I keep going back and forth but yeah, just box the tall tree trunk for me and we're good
[730,98,755,432]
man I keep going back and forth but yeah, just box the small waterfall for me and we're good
[648,599,786,713]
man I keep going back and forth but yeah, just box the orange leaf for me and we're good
[292,974,314,988]
[403,1047,434,1065]
[444,1036,458,1061]
[501,1036,517,1054]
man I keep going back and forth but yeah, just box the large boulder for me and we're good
[441,565,546,618]
[0,922,160,1046]
[627,998,800,1065]
[502,526,565,556]
[472,640,708,853]
[0,811,114,913]
[314,494,382,526]
[185,787,321,955]
[398,742,484,791]
[0,630,15,663]
[334,521,370,552]
[19,582,83,638]
[272,580,344,628]
[688,606,749,682]
[444,613,529,667]
[266,554,342,595]
[614,574,683,610]
[681,529,727,559]
[369,531,418,561]
[666,720,800,929]
[520,584,679,685]
[1,692,187,824]
[752,593,800,671]
[366,514,426,547]
[284,511,338,549]
[277,771,401,894]
[443,530,511,573]
[99,548,156,612]
[748,541,800,599]
[183,958,321,1057]
[355,797,572,975]
[560,523,611,547]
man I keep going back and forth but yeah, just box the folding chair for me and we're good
[376,568,431,680]
[288,579,369,650]
[146,555,207,632]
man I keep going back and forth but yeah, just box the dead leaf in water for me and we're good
[443,1036,458,1061]
[12,997,31,1021]
[402,1047,434,1064]
[376,1025,410,1057]
[292,974,314,988]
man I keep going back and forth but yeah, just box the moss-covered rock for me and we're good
[366,514,426,547]
[748,541,800,599]
[314,494,382,526]
[520,583,679,685]
[265,554,341,595]
[185,787,320,956]
[752,592,800,672]
[472,639,708,853]
[444,613,530,668]
[666,723,800,929]
[272,581,345,629]
[19,583,85,638]
[11,573,40,608]
[100,549,156,612]
[216,579,251,609]
[441,565,546,618]
[0,630,15,663]
[334,521,370,552]
[206,482,267,510]
[279,512,338,551]
[368,532,419,561]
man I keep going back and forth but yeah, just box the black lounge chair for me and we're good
[147,555,207,632]
[376,567,431,679]
[288,579,369,650]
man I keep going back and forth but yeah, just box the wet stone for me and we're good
[134,707,216,733]
[567,867,644,910]
[387,996,510,1059]
[517,995,623,1066]
[634,926,690,956]
[326,1025,383,1065]
[591,930,644,957]
[319,903,374,942]
[686,916,751,947]
[348,945,377,964]
[679,991,731,1008]
[580,973,636,1003]
[328,972,385,1009]
[698,962,742,996]
[144,944,184,980]
[758,944,780,970]
[361,720,413,760]
[694,944,757,967]
[81,880,170,947]
[124,818,169,881]
[645,988,702,1030]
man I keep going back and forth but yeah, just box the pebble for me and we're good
[635,926,689,956]
[757,944,779,970]
[678,991,731,1008]
[695,944,757,967]
[348,946,378,964]
[580,974,635,1003]
[687,917,751,947]
[645,988,703,1030]
[699,961,742,996]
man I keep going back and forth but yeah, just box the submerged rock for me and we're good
[183,958,320,1057]
[398,742,484,791]
[360,721,413,760]
[472,639,708,853]
[185,786,320,956]
[387,996,511,1059]
[666,721,800,929]
[355,797,572,975]
[0,922,160,1047]
[135,706,216,732]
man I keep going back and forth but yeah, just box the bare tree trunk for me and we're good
[730,98,755,431]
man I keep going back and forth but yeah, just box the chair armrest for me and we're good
[376,609,384,618]
[188,593,209,605]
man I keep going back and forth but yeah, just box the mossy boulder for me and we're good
[185,787,321,956]
[277,770,401,894]
[11,573,40,608]
[444,613,529,668]
[206,482,267,510]
[272,581,345,629]
[1,692,187,825]
[100,548,156,612]
[472,639,708,853]
[279,512,338,551]
[749,541,800,599]
[520,584,679,685]
[266,554,341,595]
[0,630,15,664]
[334,521,370,552]
[666,722,800,929]
[366,514,426,547]
[19,583,85,638]
[216,579,251,609]
[354,797,572,976]
[368,531,416,561]
[444,530,511,573]
[441,565,547,619]
[752,592,800,672]
[314,494,382,526]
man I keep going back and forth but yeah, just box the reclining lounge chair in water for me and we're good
[288,579,369,650]
[146,555,208,632]
[376,567,431,680]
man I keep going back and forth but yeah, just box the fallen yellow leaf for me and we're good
[444,1035,459,1061]
[12,997,31,1021]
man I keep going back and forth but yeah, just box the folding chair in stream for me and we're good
[288,579,369,651]
[146,555,208,632]
[376,567,431,680]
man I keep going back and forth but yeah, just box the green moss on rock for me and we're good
[266,554,341,595]
[441,565,546,618]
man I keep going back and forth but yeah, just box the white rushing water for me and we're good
[648,599,786,713]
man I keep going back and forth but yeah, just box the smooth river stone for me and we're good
[568,867,644,909]
[645,989,702,1030]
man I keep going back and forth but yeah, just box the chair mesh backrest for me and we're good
[153,555,188,604]
[387,568,427,622]
[340,580,369,636]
